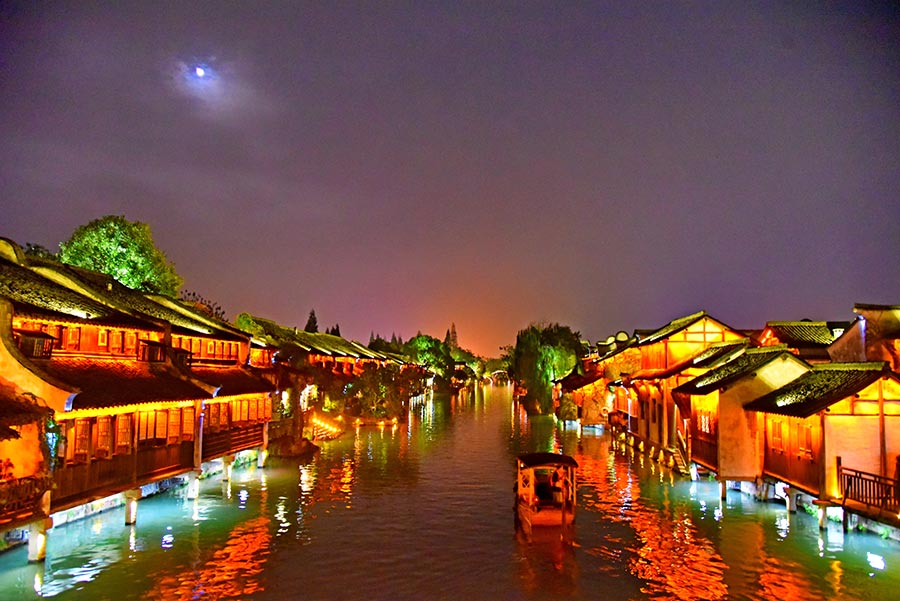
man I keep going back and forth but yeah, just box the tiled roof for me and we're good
[1,258,150,329]
[191,366,275,396]
[630,340,750,382]
[743,362,889,417]
[638,311,708,345]
[761,321,849,347]
[690,339,749,367]
[672,347,798,395]
[238,314,386,360]
[38,357,209,408]
[556,370,605,392]
[30,260,244,340]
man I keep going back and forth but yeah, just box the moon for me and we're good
[195,66,206,78]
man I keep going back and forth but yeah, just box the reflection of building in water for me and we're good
[143,516,273,600]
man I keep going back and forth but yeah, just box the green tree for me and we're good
[512,323,582,414]
[403,333,454,384]
[344,363,420,418]
[58,215,183,296]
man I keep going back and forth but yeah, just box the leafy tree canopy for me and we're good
[512,322,582,414]
[58,215,183,296]
[403,333,454,382]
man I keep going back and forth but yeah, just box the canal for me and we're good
[2,384,900,599]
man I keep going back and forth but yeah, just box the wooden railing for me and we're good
[839,464,900,514]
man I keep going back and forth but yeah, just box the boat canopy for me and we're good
[517,452,578,469]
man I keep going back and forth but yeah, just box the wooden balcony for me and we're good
[201,423,265,462]
[840,465,900,527]
[51,442,195,513]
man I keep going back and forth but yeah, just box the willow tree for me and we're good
[59,215,183,296]
[513,323,582,414]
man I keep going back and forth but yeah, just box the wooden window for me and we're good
[210,404,220,430]
[138,411,155,442]
[74,419,90,461]
[207,340,215,355]
[797,423,813,458]
[95,416,112,458]
[264,397,272,419]
[116,415,132,453]
[68,327,81,350]
[167,410,181,444]
[182,407,194,441]
[109,330,120,353]
[155,410,168,440]
[771,420,784,452]
[125,332,137,354]
[98,329,108,347]
[249,398,258,421]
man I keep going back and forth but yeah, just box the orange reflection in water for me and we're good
[143,515,272,600]
[575,437,728,600]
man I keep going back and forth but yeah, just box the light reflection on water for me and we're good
[2,385,900,599]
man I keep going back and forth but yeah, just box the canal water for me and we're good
[2,384,900,600]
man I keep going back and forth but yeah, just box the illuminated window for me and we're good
[125,332,137,354]
[138,411,155,442]
[155,410,168,440]
[210,404,220,429]
[264,397,272,419]
[68,327,81,350]
[167,410,181,444]
[98,329,108,347]
[116,415,132,454]
[74,419,90,460]
[249,398,258,421]
[207,340,215,355]
[182,407,194,441]
[95,416,112,457]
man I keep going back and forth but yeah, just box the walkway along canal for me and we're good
[2,384,900,599]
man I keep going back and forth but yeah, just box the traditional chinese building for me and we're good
[744,362,900,525]
[620,311,746,468]
[672,346,810,489]
[0,239,274,560]
[829,304,900,371]
[756,320,850,363]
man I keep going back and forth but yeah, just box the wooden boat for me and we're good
[515,452,577,536]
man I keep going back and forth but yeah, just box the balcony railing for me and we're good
[839,465,900,514]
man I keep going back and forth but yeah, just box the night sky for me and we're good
[2,3,899,356]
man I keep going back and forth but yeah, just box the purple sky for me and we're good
[2,2,899,356]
